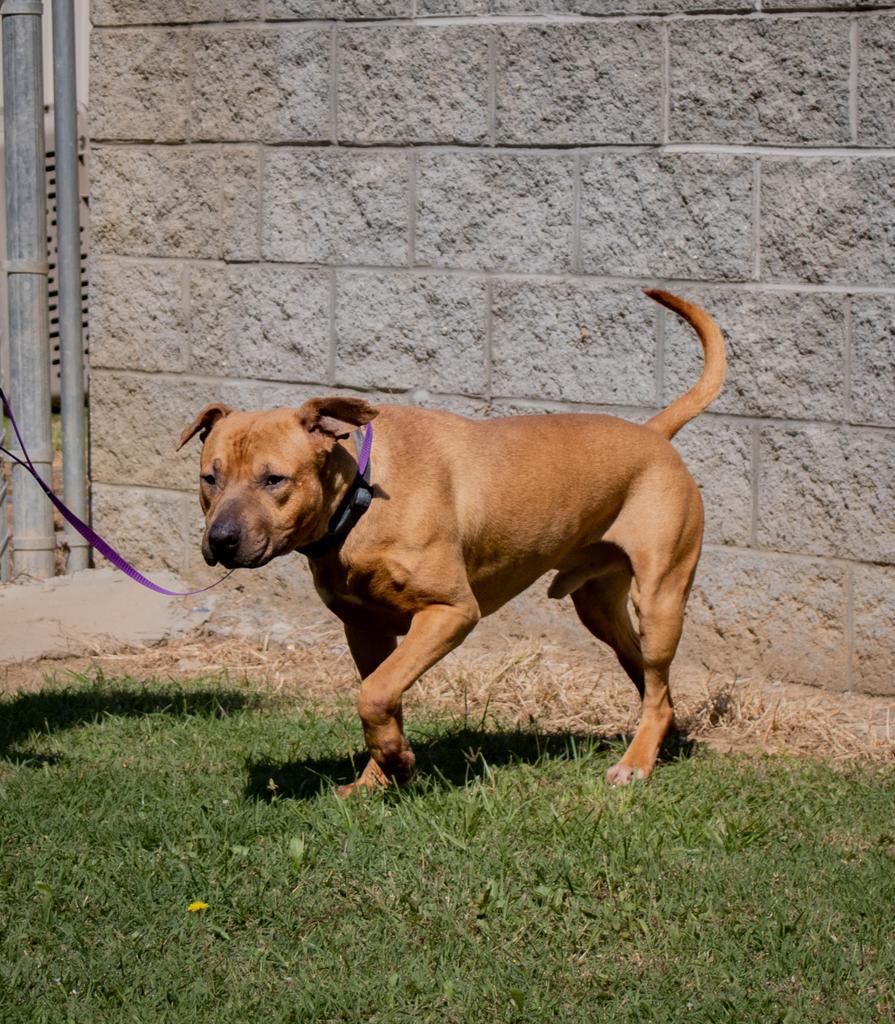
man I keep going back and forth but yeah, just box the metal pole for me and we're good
[0,463,9,580]
[1,0,54,578]
[51,0,87,571]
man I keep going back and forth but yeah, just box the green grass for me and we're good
[1,675,893,1024]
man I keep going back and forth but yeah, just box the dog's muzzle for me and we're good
[206,518,242,565]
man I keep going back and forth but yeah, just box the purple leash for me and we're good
[356,419,373,477]
[0,385,232,597]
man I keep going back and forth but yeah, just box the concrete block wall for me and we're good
[88,1,895,695]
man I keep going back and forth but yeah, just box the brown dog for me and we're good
[178,290,725,792]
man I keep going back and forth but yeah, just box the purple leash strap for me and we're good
[357,420,373,476]
[0,385,233,597]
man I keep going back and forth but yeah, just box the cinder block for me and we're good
[764,0,891,9]
[221,0,265,16]
[262,148,409,265]
[857,15,895,146]
[242,380,491,425]
[91,146,260,260]
[488,398,654,422]
[409,392,491,418]
[267,0,410,16]
[494,23,662,145]
[852,564,895,695]
[90,371,260,491]
[490,0,556,8]
[850,294,895,427]
[417,0,489,11]
[188,264,330,383]
[757,425,895,564]
[241,382,325,412]
[219,149,262,262]
[334,272,488,394]
[580,152,753,281]
[489,280,656,405]
[92,484,191,574]
[91,0,264,24]
[191,26,331,143]
[415,152,575,273]
[670,17,850,145]
[575,0,748,9]
[673,419,754,547]
[683,547,849,689]
[90,29,190,142]
[492,0,748,10]
[663,289,847,421]
[338,26,489,145]
[761,157,895,285]
[89,259,188,373]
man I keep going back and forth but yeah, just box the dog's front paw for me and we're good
[335,746,416,799]
[377,744,416,786]
[605,762,648,787]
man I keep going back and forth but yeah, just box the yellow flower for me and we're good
[187,901,209,913]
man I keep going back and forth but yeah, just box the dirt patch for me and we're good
[2,628,892,766]
[0,568,214,662]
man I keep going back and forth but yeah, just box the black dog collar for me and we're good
[297,428,373,559]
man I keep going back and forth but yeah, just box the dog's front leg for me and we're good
[344,625,398,680]
[338,602,478,797]
[340,627,398,795]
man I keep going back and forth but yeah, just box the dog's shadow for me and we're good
[244,726,696,801]
[0,682,257,764]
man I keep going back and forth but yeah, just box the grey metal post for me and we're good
[51,0,87,571]
[0,464,9,580]
[1,0,55,578]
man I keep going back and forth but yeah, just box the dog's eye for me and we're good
[201,474,216,486]
[265,474,286,488]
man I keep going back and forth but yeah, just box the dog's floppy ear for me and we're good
[297,396,378,442]
[176,403,233,451]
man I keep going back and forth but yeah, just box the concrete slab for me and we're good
[0,568,215,663]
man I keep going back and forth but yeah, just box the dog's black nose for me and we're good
[208,519,241,559]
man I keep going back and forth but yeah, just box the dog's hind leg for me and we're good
[570,570,644,699]
[604,550,697,787]
[600,476,703,786]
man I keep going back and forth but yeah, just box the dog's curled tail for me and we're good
[643,289,726,440]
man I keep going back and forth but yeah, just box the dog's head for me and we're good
[177,397,378,568]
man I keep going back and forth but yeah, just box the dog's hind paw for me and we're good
[335,748,416,799]
[336,756,391,799]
